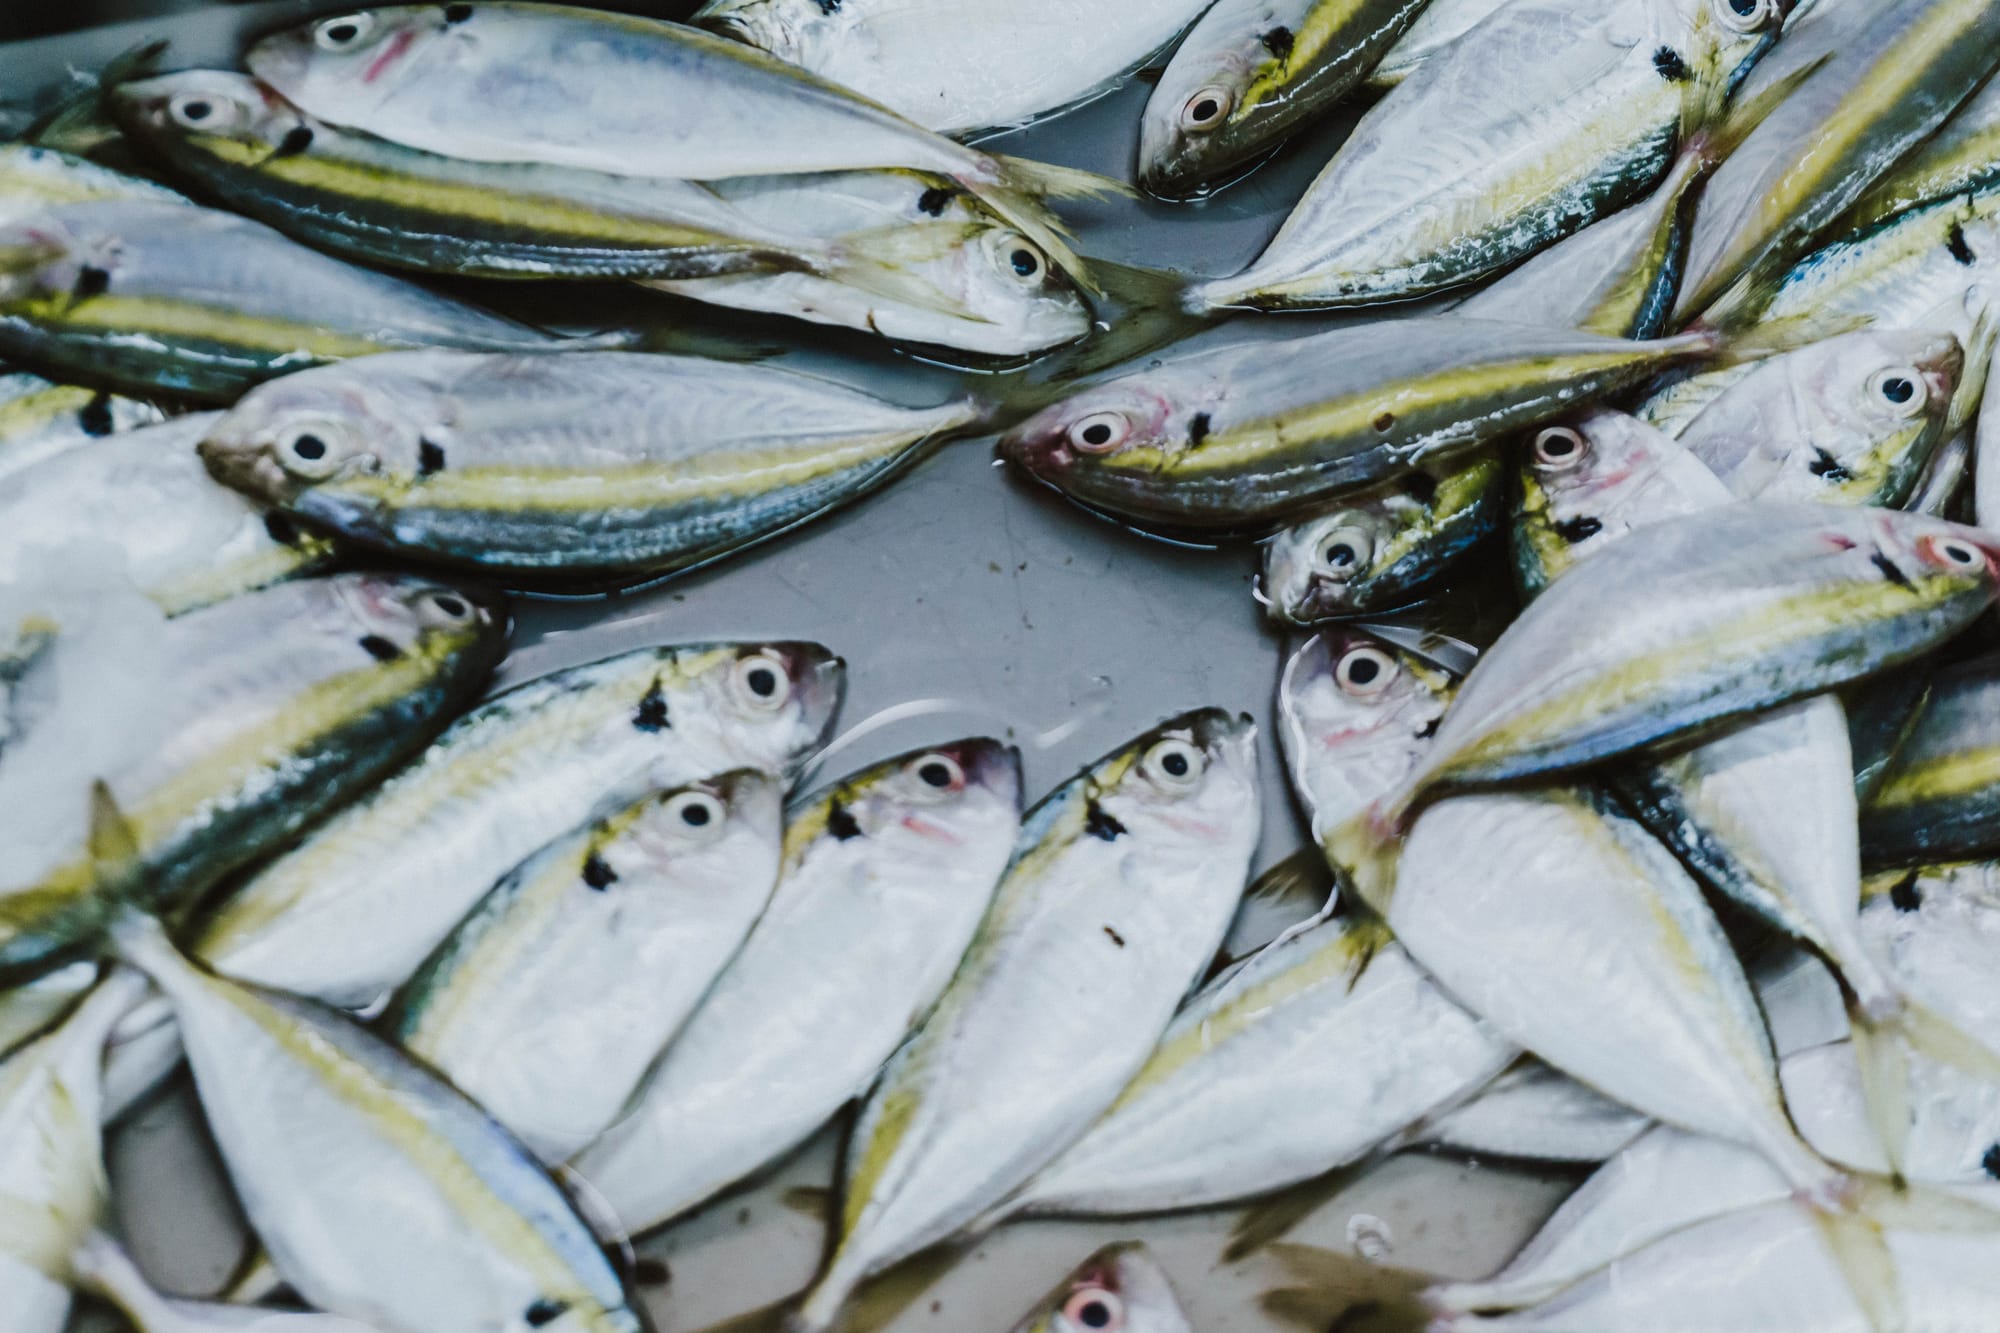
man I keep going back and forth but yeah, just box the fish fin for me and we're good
[821,222,1003,322]
[1690,53,1830,171]
[953,177,1101,296]
[1258,1242,1435,1333]
[1945,298,1998,434]
[1887,998,2000,1086]
[1849,1009,1914,1184]
[691,1297,795,1333]
[781,1184,835,1222]
[216,1247,289,1304]
[1225,1157,1379,1262]
[86,780,140,881]
[1321,808,1403,918]
[988,154,1136,203]
[1207,848,1341,980]
[1812,1205,1907,1333]
[24,39,170,162]
[836,1245,963,1333]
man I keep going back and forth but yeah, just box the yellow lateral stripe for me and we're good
[843,1083,921,1236]
[1871,741,2000,810]
[1236,0,1378,119]
[0,385,92,440]
[31,295,388,360]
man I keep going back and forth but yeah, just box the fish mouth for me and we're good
[765,641,846,744]
[197,436,294,504]
[952,737,1023,801]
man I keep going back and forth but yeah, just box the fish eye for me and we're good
[315,13,378,49]
[1870,366,1928,418]
[1061,1287,1125,1331]
[1181,86,1232,133]
[906,751,965,797]
[732,651,792,712]
[1068,411,1130,454]
[276,424,346,478]
[1921,535,1986,571]
[168,92,232,130]
[1313,525,1373,582]
[1335,644,1398,697]
[415,589,478,629]
[983,231,1052,287]
[1713,0,1781,30]
[1532,426,1588,470]
[662,789,727,836]
[1141,736,1206,791]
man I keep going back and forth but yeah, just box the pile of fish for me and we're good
[11,0,2000,1328]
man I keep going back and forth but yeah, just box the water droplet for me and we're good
[1347,1213,1394,1260]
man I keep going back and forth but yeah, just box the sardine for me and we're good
[1007,1243,1191,1333]
[791,710,1261,1331]
[0,369,162,483]
[569,740,1021,1240]
[1862,653,2000,868]
[197,349,982,582]
[387,771,783,1162]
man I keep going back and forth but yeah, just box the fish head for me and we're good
[1672,0,1790,82]
[1864,508,2000,599]
[616,767,785,889]
[109,70,302,158]
[1516,410,1725,585]
[697,0,821,69]
[197,354,456,507]
[949,223,1093,353]
[1091,708,1259,848]
[248,7,457,122]
[1261,502,1404,624]
[794,737,1023,875]
[321,570,506,668]
[1279,628,1455,837]
[997,376,1199,515]
[1756,329,1961,505]
[1013,1242,1191,1333]
[1136,24,1262,200]
[685,642,845,779]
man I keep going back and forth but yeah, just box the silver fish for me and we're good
[1861,654,2000,869]
[792,711,1261,1332]
[569,739,1021,1240]
[1007,1243,1192,1333]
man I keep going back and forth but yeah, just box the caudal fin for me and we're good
[1259,1242,1437,1333]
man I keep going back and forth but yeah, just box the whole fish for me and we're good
[1189,0,1787,311]
[197,349,982,581]
[246,3,1110,280]
[1674,0,2000,323]
[192,642,841,1010]
[641,169,1093,357]
[569,739,1021,1240]
[1365,0,1510,87]
[1849,75,2000,233]
[1408,1060,1651,1164]
[0,143,189,225]
[113,915,645,1333]
[997,908,1512,1219]
[69,1232,389,1332]
[0,574,504,985]
[0,369,161,483]
[792,711,1261,1332]
[1261,459,1503,622]
[998,318,1714,535]
[0,413,338,615]
[1862,654,2000,868]
[387,771,783,1162]
[0,200,571,401]
[1390,786,1844,1199]
[696,0,1214,137]
[1139,0,1435,199]
[0,971,146,1333]
[1008,1244,1192,1333]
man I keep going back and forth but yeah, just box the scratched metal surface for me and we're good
[0,6,1574,1329]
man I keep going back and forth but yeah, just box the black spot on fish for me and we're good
[1983,1144,2000,1179]
[1189,412,1212,446]
[1889,871,1923,913]
[1948,222,1978,266]
[1654,46,1690,82]
[1554,515,1603,543]
[827,800,862,841]
[814,0,840,12]
[74,265,109,299]
[263,510,302,546]
[418,437,447,477]
[358,634,401,662]
[1103,924,1126,948]
[582,852,618,891]
[77,393,114,436]
[525,1301,569,1328]
[1260,25,1295,61]
[632,1258,671,1287]
[1084,798,1126,841]
[1417,717,1441,739]
[444,2,474,22]
[1808,448,1852,482]
[1403,471,1438,505]
[633,680,669,732]
[273,125,315,158]
[1872,550,1915,591]
[916,186,955,217]
[1373,412,1396,432]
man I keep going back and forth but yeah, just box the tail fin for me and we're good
[820,221,1005,320]
[955,154,1131,297]
[989,154,1136,203]
[1225,1157,1379,1262]
[1258,1242,1437,1333]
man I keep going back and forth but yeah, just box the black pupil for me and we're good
[292,434,327,460]
[1079,1300,1113,1329]
[1010,248,1039,277]
[1081,422,1113,446]
[1729,0,1757,13]
[919,761,954,788]
[1191,98,1219,121]
[1947,543,1974,565]
[1542,435,1576,457]
[327,22,359,41]
[182,100,212,121]
[1326,541,1359,568]
[746,666,778,697]
[1160,750,1190,777]
[681,801,713,827]
[1881,377,1915,404]
[1347,655,1382,686]
[432,595,467,617]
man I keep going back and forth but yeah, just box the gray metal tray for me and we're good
[0,6,1571,1327]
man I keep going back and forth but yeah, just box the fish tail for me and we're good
[1258,1242,1440,1333]
[1946,298,1999,433]
[1688,52,1830,174]
[818,221,1005,320]
[986,154,1136,203]
[1848,999,1915,1183]
[1224,1158,1376,1261]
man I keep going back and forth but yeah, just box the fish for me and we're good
[1389,785,1845,1200]
[696,0,1214,137]
[1978,359,2000,528]
[245,3,1114,283]
[1406,1060,1651,1164]
[0,369,162,483]
[196,349,983,582]
[1664,330,1963,507]
[0,199,576,402]
[1138,0,1435,199]
[111,913,646,1333]
[995,907,1512,1219]
[0,970,147,1333]
[0,960,96,1057]
[1189,0,1787,311]
[0,142,190,226]
[1674,0,2000,323]
[1860,857,2000,1043]
[641,170,1093,358]
[998,318,1714,535]
[1260,459,1503,622]
[1365,0,1510,87]
[1849,74,2000,233]
[1007,1243,1192,1333]
[0,413,339,615]
[791,710,1261,1332]
[567,739,1021,1241]
[386,770,783,1163]
[0,574,505,985]
[68,1231,390,1332]
[1862,653,2000,869]
[191,642,841,1010]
